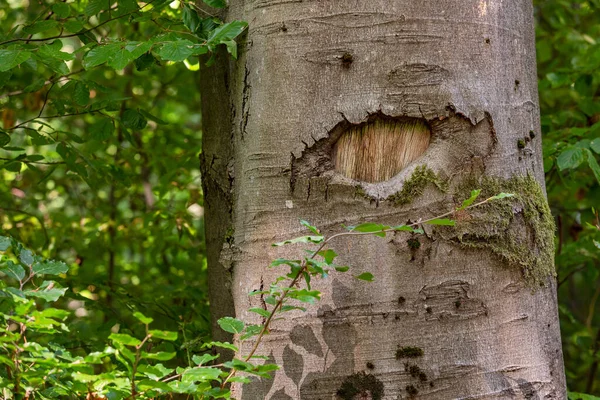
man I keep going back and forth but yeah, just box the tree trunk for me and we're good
[200,1,567,398]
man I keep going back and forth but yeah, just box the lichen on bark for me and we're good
[449,174,555,286]
[388,165,448,206]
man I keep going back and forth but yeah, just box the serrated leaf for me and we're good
[0,131,10,147]
[121,109,147,130]
[83,43,120,68]
[90,118,114,141]
[32,260,68,275]
[0,50,32,72]
[585,149,600,185]
[182,367,222,383]
[355,272,374,282]
[183,4,200,32]
[109,333,142,347]
[0,236,10,251]
[107,47,134,70]
[424,218,456,226]
[23,20,58,35]
[19,249,34,266]
[133,311,154,324]
[24,286,67,301]
[73,81,90,106]
[52,3,70,18]
[64,20,84,32]
[86,0,108,16]
[192,354,219,365]
[149,329,178,341]
[2,261,25,281]
[591,138,600,155]
[557,147,584,170]
[248,307,271,317]
[156,40,194,62]
[217,317,244,334]
[134,52,157,71]
[300,219,320,235]
[207,20,247,46]
[202,0,226,7]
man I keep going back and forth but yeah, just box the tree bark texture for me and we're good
[200,1,567,398]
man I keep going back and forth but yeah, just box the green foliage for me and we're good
[535,0,600,394]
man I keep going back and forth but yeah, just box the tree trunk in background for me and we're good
[200,0,567,398]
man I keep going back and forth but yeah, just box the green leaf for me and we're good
[52,3,71,18]
[19,249,34,266]
[318,249,337,264]
[300,219,320,235]
[109,333,142,347]
[487,193,514,201]
[107,47,134,70]
[2,261,25,281]
[0,131,9,147]
[0,50,32,72]
[248,307,270,317]
[142,351,177,360]
[0,236,10,251]
[347,223,390,237]
[121,109,147,130]
[64,20,84,33]
[22,20,58,35]
[73,81,90,106]
[585,149,600,185]
[90,118,115,141]
[272,235,324,246]
[192,354,219,365]
[557,147,585,170]
[134,52,157,71]
[355,272,374,282]
[287,289,321,303]
[217,317,245,334]
[83,43,121,68]
[590,138,600,155]
[568,393,600,400]
[133,311,154,325]
[457,189,481,211]
[156,40,195,62]
[183,4,200,32]
[424,218,456,226]
[86,0,108,16]
[202,341,238,351]
[334,265,349,272]
[149,329,178,341]
[32,260,69,275]
[202,0,227,8]
[24,286,67,301]
[182,367,222,383]
[207,21,247,47]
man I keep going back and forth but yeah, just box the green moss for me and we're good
[336,372,384,400]
[396,346,424,359]
[517,139,526,149]
[389,165,448,206]
[407,238,421,249]
[355,185,375,201]
[224,226,235,245]
[452,174,555,287]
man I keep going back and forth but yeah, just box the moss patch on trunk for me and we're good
[388,165,448,206]
[450,174,555,286]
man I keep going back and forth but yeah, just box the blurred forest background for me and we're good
[1,0,600,397]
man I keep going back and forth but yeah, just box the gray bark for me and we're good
[200,1,567,398]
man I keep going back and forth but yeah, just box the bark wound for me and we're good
[333,118,430,183]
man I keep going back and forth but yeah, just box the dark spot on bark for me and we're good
[515,79,520,87]
[366,362,375,370]
[280,23,288,32]
[517,139,526,149]
[455,299,461,308]
[517,379,539,399]
[529,130,536,139]
[407,238,421,249]
[341,52,353,67]
[398,296,406,305]
[485,38,491,44]
[426,306,433,314]
[406,384,418,396]
[396,346,424,358]
[336,372,384,400]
